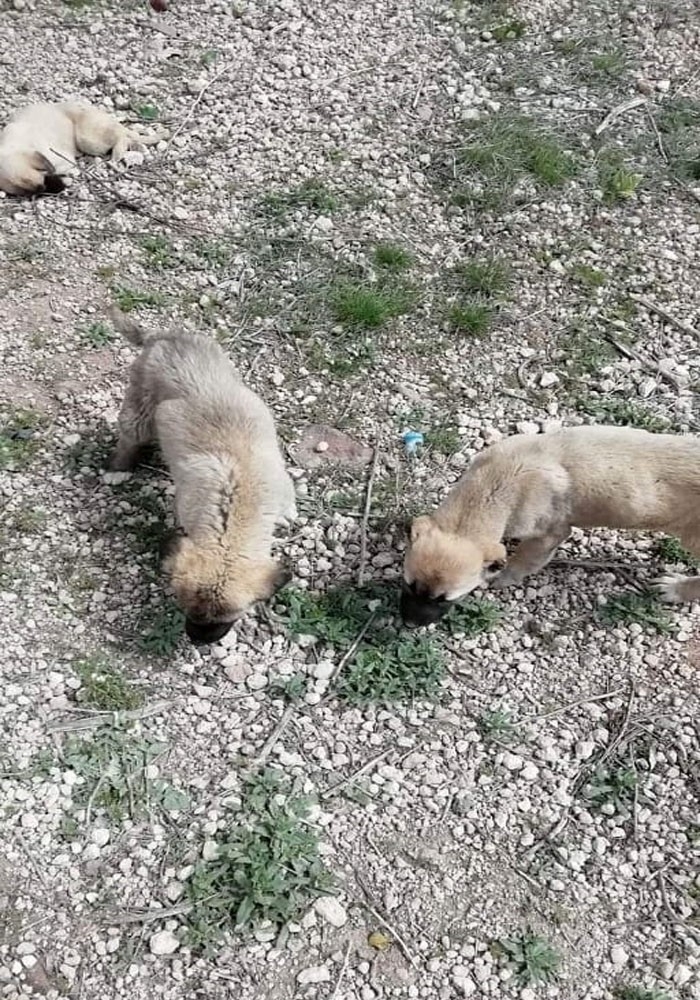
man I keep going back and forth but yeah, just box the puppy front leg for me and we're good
[276,475,298,526]
[109,437,144,472]
[109,392,154,472]
[491,527,570,590]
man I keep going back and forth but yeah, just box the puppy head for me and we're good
[163,535,290,646]
[401,515,506,628]
[0,152,65,196]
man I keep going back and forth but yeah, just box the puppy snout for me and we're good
[185,618,233,646]
[399,588,448,629]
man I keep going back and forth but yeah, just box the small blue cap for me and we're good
[402,430,424,454]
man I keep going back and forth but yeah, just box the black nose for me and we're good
[399,590,448,629]
[185,619,233,646]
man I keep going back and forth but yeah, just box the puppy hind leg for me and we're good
[654,533,700,604]
[490,526,570,590]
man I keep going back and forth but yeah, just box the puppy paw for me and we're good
[489,568,523,590]
[103,470,132,486]
[652,574,686,603]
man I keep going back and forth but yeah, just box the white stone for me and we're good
[674,965,692,986]
[539,372,559,388]
[223,658,251,684]
[515,421,539,436]
[311,660,334,681]
[91,827,110,847]
[314,896,348,928]
[202,840,220,861]
[165,881,183,902]
[610,946,629,966]
[297,965,331,985]
[247,672,268,690]
[149,930,180,956]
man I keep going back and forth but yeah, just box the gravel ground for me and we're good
[1,0,699,998]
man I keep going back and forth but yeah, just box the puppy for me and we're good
[109,308,297,645]
[401,425,700,627]
[0,101,159,196]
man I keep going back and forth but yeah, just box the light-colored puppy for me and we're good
[401,425,700,627]
[0,101,158,196]
[109,308,297,645]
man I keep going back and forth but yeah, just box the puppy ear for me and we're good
[29,151,55,174]
[409,515,434,544]
[28,152,66,195]
[483,541,507,571]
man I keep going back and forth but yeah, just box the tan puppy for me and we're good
[401,425,700,627]
[109,308,296,645]
[0,101,158,196]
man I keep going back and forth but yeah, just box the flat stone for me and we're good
[292,425,373,469]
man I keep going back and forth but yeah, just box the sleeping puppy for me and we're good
[108,308,297,646]
[401,425,700,627]
[0,101,159,196]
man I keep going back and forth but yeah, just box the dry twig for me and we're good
[49,699,176,734]
[355,873,419,969]
[331,940,353,999]
[251,703,296,768]
[631,295,699,340]
[357,441,381,586]
[594,96,647,135]
[321,746,392,801]
[167,67,229,146]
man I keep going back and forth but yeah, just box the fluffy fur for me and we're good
[401,425,700,627]
[109,308,296,645]
[0,101,159,196]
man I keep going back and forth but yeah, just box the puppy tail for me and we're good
[108,305,150,346]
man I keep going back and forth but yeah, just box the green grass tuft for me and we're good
[448,301,493,336]
[458,256,512,298]
[330,283,414,329]
[184,770,332,948]
[79,321,115,348]
[276,584,501,704]
[655,536,698,567]
[495,932,561,984]
[64,724,189,823]
[260,179,338,217]
[583,766,638,811]
[11,506,47,534]
[0,408,46,471]
[140,235,177,269]
[113,287,166,313]
[599,591,676,635]
[614,986,672,1000]
[572,264,607,288]
[491,19,526,42]
[589,48,628,78]
[137,602,186,656]
[598,153,642,202]
[444,598,503,636]
[574,397,670,433]
[478,708,516,741]
[74,653,143,712]
[131,103,160,121]
[374,242,414,272]
[455,115,578,210]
